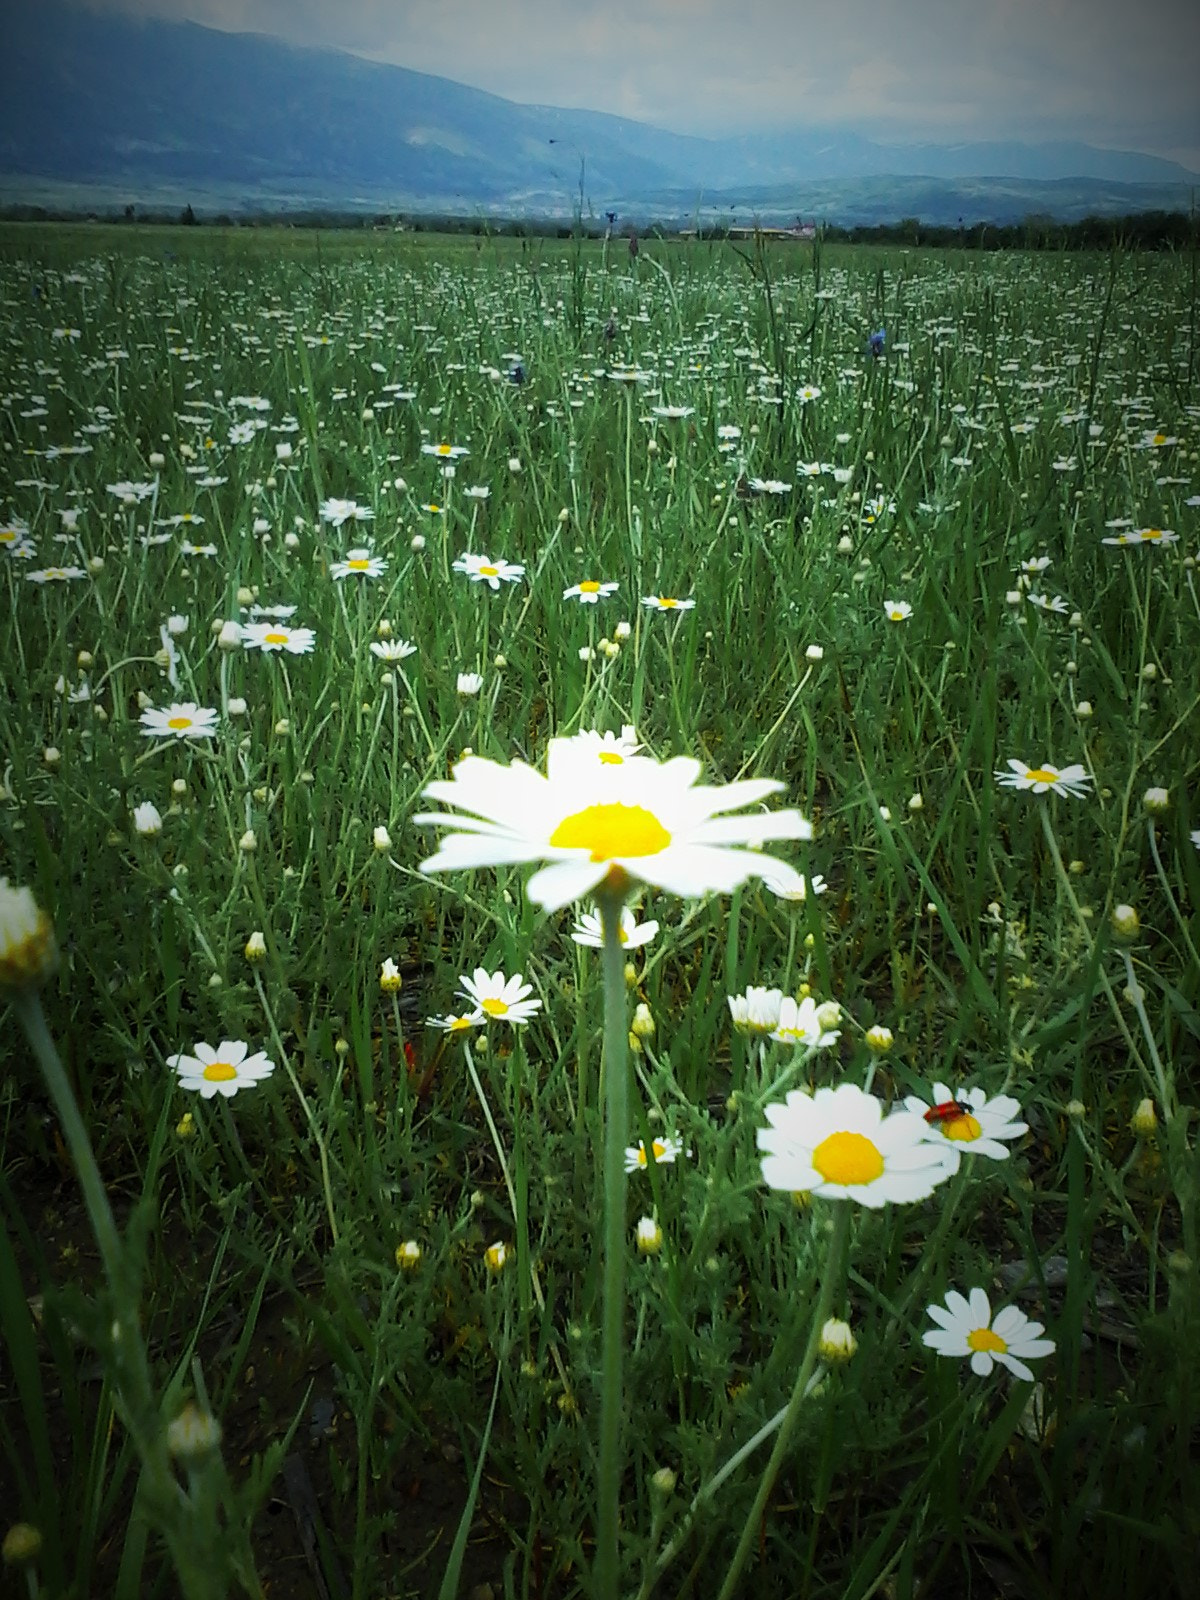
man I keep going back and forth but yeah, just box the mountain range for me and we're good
[1,0,1196,225]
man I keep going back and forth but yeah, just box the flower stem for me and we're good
[595,882,631,1600]
[714,1201,852,1600]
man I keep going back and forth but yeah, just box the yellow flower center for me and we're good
[1025,768,1059,784]
[1141,528,1162,540]
[264,631,288,644]
[0,531,16,543]
[348,558,371,571]
[967,1326,1007,1354]
[481,997,508,1016]
[659,597,678,608]
[436,443,452,455]
[812,1131,885,1186]
[1152,433,1167,445]
[550,802,671,861]
[941,1113,983,1143]
[202,1060,237,1082]
[479,564,499,578]
[448,1016,473,1032]
[579,580,601,593]
[598,751,624,765]
[167,716,192,730]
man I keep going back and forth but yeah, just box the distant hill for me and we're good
[0,0,1195,225]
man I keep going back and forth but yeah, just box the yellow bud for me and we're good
[244,930,266,962]
[635,1216,663,1256]
[865,1024,894,1053]
[1111,904,1139,941]
[0,879,57,991]
[2,1524,43,1567]
[484,1241,509,1275]
[818,1317,858,1363]
[395,1240,422,1270]
[1131,1098,1158,1138]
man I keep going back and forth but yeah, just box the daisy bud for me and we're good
[373,825,392,854]
[865,1024,894,1053]
[1111,904,1139,941]
[806,644,824,661]
[236,586,254,606]
[395,1240,422,1270]
[218,620,242,652]
[380,957,402,992]
[484,1241,509,1275]
[508,456,522,473]
[635,1216,663,1255]
[1131,1098,1158,1138]
[1141,663,1157,681]
[284,531,300,549]
[239,830,257,854]
[227,696,247,717]
[1005,589,1023,605]
[457,672,484,696]
[1075,701,1093,718]
[166,1401,223,1463]
[624,961,638,987]
[88,555,105,574]
[133,801,163,836]
[1142,787,1169,816]
[244,930,266,962]
[0,879,57,991]
[908,792,924,812]
[275,441,293,461]
[2,1524,43,1568]
[818,1317,858,1364]
[411,534,426,551]
[175,1112,195,1139]
[1068,859,1085,875]
[579,646,594,662]
[815,1001,842,1032]
[1065,1099,1087,1119]
[628,1030,643,1054]
[43,747,60,768]
[148,451,166,468]
[77,649,95,668]
[651,1467,676,1496]
[1069,611,1083,628]
[631,1002,656,1039]
[274,718,290,735]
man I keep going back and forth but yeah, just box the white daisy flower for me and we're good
[571,906,659,949]
[624,1135,688,1173]
[167,1039,275,1100]
[641,595,695,612]
[758,1082,955,1207]
[923,1287,1055,1380]
[770,995,841,1050]
[458,968,542,1025]
[884,600,912,623]
[370,639,418,661]
[320,498,374,527]
[139,702,219,740]
[330,548,387,580]
[902,1082,1028,1172]
[727,985,784,1036]
[995,760,1091,799]
[453,552,525,590]
[564,579,620,603]
[415,732,813,913]
[242,622,316,654]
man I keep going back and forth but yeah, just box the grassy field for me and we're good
[1,223,1198,1600]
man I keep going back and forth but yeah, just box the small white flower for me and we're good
[923,1287,1055,1380]
[133,801,163,836]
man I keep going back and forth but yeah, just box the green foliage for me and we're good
[1,226,1197,1597]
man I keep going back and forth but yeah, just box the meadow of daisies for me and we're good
[1,223,1198,1600]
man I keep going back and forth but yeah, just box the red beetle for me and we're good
[925,1099,970,1126]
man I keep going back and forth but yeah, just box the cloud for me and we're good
[84,0,1200,159]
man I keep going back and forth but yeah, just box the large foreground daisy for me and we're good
[415,732,813,912]
[758,1082,954,1207]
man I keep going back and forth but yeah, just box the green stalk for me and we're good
[12,992,228,1600]
[714,1201,852,1600]
[595,880,631,1600]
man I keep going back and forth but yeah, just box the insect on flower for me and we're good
[924,1099,971,1126]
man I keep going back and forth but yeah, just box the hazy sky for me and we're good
[89,0,1200,165]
